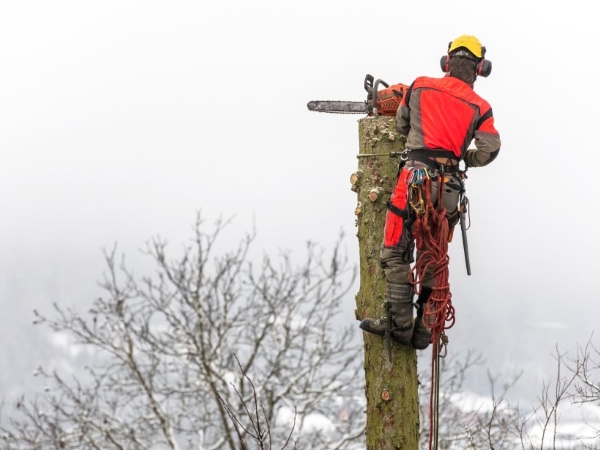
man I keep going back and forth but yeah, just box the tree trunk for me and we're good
[353,116,420,449]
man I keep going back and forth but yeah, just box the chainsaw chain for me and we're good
[307,100,368,115]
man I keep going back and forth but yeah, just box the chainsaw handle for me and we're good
[372,78,390,117]
[364,74,374,115]
[364,74,374,94]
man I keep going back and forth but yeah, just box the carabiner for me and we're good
[438,334,449,359]
[409,184,425,214]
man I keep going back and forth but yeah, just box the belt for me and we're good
[404,148,460,172]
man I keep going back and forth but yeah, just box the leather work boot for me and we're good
[412,286,434,350]
[359,283,414,346]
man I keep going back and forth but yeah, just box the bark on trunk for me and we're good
[353,116,420,449]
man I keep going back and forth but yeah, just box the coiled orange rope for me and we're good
[410,174,456,342]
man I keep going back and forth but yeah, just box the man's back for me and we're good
[397,75,498,163]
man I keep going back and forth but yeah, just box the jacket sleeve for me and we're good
[464,109,501,168]
[395,82,413,137]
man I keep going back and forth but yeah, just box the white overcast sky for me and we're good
[1,0,598,401]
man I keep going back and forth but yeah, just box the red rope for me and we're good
[410,175,455,340]
[409,174,456,448]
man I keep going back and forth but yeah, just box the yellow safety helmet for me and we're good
[448,35,484,59]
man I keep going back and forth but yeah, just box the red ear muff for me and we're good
[477,59,492,77]
[440,55,450,73]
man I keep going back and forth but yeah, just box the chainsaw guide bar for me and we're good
[306,100,368,115]
[306,74,409,117]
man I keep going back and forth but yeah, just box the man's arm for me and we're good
[395,82,414,136]
[464,109,501,167]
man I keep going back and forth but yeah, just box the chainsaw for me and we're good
[307,74,409,117]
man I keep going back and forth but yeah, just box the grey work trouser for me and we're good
[380,172,461,288]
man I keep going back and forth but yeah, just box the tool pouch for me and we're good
[383,168,411,248]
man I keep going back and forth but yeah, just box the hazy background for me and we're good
[1,0,598,406]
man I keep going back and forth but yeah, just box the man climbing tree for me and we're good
[359,34,501,351]
[306,36,501,446]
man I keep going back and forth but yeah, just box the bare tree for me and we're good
[217,355,296,449]
[417,338,600,450]
[570,334,600,408]
[562,334,600,449]
[0,214,364,450]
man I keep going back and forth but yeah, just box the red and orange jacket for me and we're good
[396,75,501,168]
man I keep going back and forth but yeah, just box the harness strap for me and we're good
[386,200,409,218]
